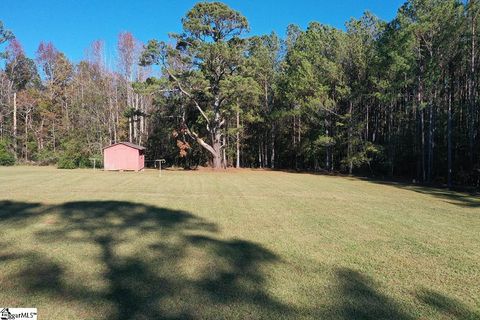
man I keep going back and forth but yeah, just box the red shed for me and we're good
[103,142,145,171]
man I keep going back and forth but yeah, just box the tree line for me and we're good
[0,0,479,188]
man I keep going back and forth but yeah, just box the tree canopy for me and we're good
[1,0,479,188]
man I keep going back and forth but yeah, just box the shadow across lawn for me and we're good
[265,169,480,208]
[1,201,477,319]
[0,200,292,319]
[347,178,480,208]
[417,289,480,320]
[402,185,480,208]
[321,268,479,320]
[314,268,414,320]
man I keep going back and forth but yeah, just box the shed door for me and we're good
[113,148,127,170]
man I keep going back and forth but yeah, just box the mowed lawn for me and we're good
[0,167,479,319]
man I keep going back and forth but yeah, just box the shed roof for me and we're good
[103,142,146,150]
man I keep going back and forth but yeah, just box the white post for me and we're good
[155,159,166,177]
[90,158,97,172]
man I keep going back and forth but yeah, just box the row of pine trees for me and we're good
[0,0,479,188]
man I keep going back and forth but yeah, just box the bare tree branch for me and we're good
[164,67,211,128]
[184,126,216,156]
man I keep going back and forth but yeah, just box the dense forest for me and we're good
[0,0,479,188]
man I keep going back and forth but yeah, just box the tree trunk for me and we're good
[133,93,138,143]
[129,117,133,143]
[52,121,56,153]
[264,134,268,168]
[24,113,28,161]
[114,86,119,143]
[325,118,330,171]
[427,101,434,183]
[421,109,426,182]
[366,104,369,141]
[139,95,145,145]
[293,114,297,170]
[348,101,353,175]
[222,134,227,169]
[258,142,262,168]
[270,124,275,169]
[447,70,453,189]
[113,114,117,144]
[469,3,477,167]
[212,133,222,169]
[236,107,240,168]
[416,53,425,182]
[39,118,44,150]
[388,103,394,177]
[13,91,17,159]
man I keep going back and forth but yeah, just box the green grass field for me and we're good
[0,166,479,319]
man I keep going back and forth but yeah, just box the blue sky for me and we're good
[1,0,405,62]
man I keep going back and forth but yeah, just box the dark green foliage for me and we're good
[0,21,13,44]
[182,1,249,41]
[5,54,40,90]
[35,149,58,166]
[0,140,15,166]
[141,2,254,168]
[144,93,208,169]
[57,139,91,169]
[0,20,14,59]
[2,3,480,187]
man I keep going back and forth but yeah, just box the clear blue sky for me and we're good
[1,0,405,62]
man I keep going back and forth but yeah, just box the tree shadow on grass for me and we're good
[417,289,480,320]
[0,200,46,223]
[355,179,480,208]
[319,268,480,320]
[404,186,480,208]
[0,200,293,319]
[316,268,414,320]
[187,235,285,310]
[394,184,480,208]
[267,170,480,208]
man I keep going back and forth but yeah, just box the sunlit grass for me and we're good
[0,166,479,319]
